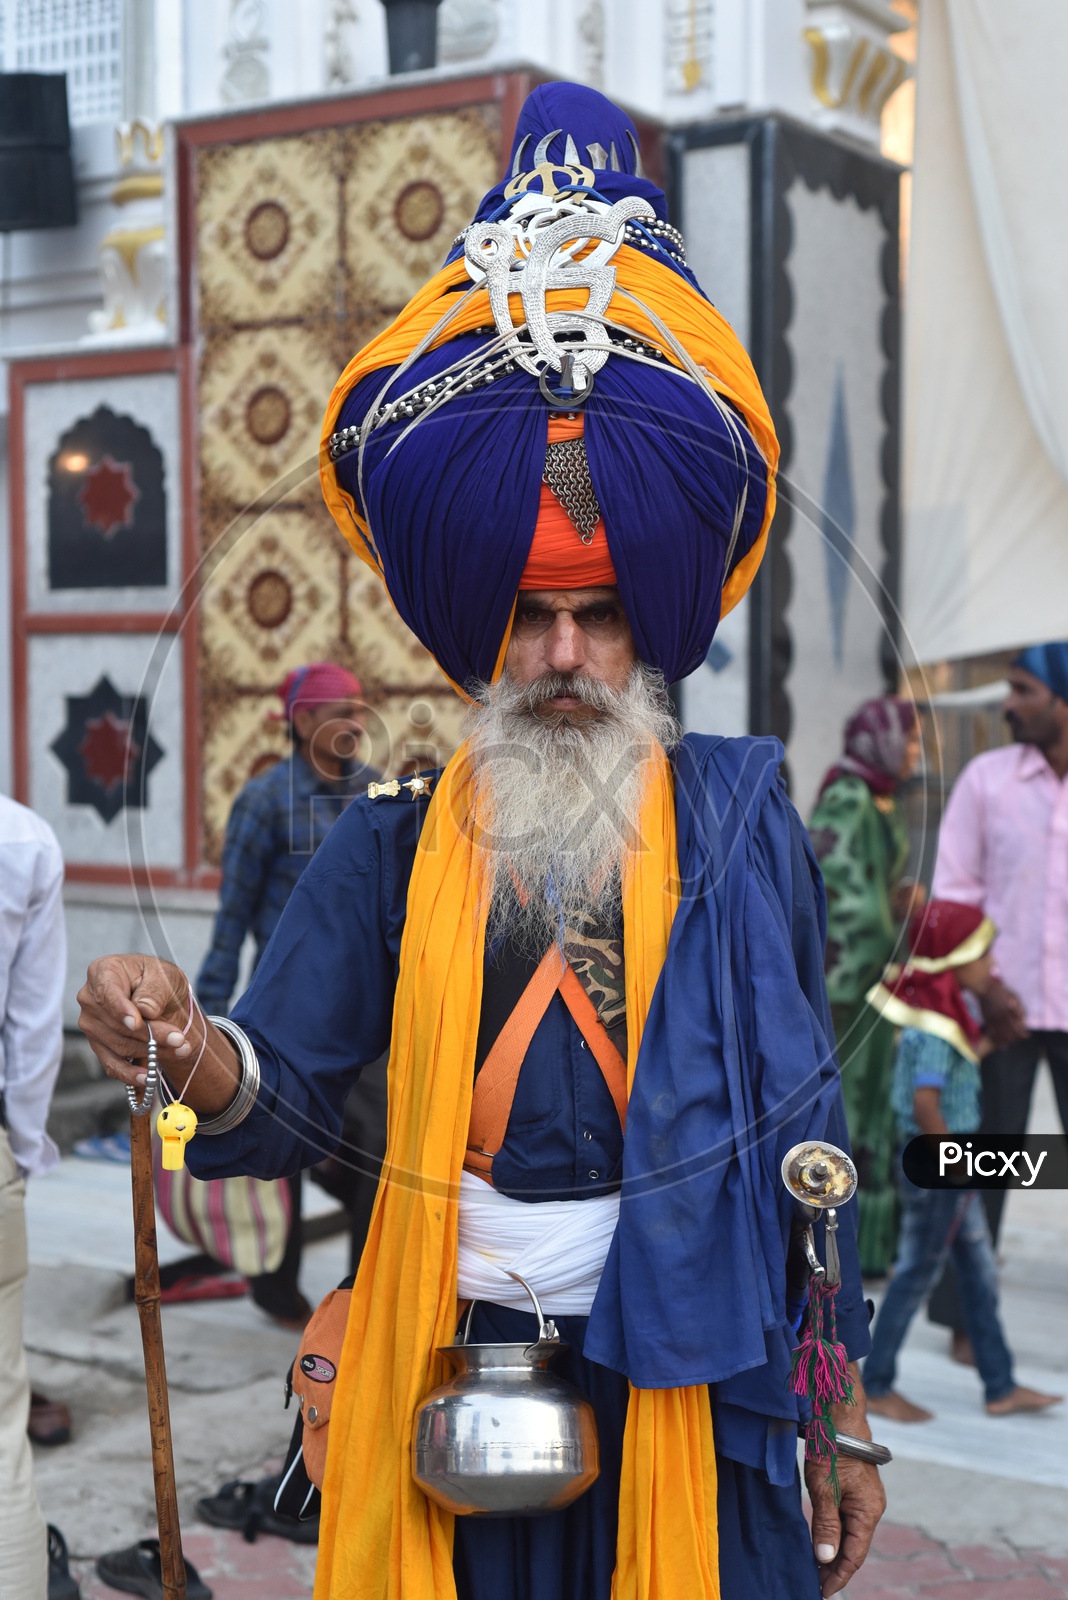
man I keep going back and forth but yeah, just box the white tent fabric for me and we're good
[903,0,1068,665]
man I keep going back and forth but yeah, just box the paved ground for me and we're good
[24,1069,1068,1596]
[69,1521,318,1599]
[840,1521,1068,1597]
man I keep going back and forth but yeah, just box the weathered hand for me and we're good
[980,977,1028,1049]
[77,954,194,1088]
[806,1452,886,1596]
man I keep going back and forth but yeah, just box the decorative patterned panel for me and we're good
[27,632,184,869]
[196,131,343,329]
[193,100,503,864]
[200,508,345,685]
[344,109,499,313]
[199,324,338,512]
[197,499,470,860]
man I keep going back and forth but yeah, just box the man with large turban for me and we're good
[77,85,884,1600]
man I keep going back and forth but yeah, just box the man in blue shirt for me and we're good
[197,660,373,1015]
[194,660,376,1327]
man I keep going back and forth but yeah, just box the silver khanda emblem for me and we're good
[463,191,656,397]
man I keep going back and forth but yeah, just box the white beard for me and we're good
[463,664,680,953]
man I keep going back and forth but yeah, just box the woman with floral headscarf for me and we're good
[809,697,924,1276]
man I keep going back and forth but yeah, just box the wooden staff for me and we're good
[129,1039,186,1600]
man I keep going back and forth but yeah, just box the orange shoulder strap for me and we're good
[465,947,627,1183]
[558,965,629,1129]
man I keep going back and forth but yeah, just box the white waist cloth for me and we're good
[456,1169,620,1316]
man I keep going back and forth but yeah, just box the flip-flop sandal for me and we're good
[94,1538,211,1599]
[158,1273,248,1305]
[196,1475,318,1545]
[195,1478,257,1530]
[47,1526,81,1599]
[30,1392,72,1446]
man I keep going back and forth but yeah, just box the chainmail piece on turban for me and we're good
[542,435,602,543]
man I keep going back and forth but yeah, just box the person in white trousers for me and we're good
[0,793,67,1599]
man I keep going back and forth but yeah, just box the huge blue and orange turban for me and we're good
[320,82,778,694]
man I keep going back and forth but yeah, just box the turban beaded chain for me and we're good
[451,216,688,270]
[326,326,674,464]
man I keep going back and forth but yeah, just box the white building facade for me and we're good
[0,0,909,1016]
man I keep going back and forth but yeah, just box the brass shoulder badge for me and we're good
[368,776,434,802]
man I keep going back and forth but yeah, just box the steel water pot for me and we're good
[412,1272,600,1517]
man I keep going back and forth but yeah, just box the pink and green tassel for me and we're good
[789,1275,855,1502]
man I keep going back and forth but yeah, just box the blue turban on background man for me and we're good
[1013,641,1068,702]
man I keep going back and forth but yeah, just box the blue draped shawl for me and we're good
[586,734,866,1480]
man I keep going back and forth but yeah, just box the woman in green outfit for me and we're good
[809,696,924,1276]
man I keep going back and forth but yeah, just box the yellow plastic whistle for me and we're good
[156,1102,198,1170]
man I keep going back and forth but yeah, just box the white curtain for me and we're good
[903,0,1068,665]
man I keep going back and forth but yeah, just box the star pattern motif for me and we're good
[77,454,141,538]
[51,676,163,823]
[78,711,142,794]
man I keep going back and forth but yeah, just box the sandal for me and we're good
[30,1393,72,1447]
[196,1474,318,1545]
[48,1526,80,1600]
[94,1538,211,1598]
[158,1273,248,1306]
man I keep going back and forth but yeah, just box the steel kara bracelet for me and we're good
[195,1016,261,1135]
[834,1432,893,1466]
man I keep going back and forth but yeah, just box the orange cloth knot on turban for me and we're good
[520,414,617,590]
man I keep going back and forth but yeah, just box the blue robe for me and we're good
[188,734,870,1597]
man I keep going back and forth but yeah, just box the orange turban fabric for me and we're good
[520,416,617,590]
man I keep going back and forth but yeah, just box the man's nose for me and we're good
[543,613,586,674]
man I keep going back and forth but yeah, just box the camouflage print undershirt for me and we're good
[562,906,627,1061]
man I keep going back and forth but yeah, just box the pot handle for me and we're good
[507,1270,558,1342]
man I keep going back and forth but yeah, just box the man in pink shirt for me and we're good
[929,642,1068,1345]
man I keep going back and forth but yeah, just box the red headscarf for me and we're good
[819,696,917,797]
[866,899,995,1062]
[271,662,363,721]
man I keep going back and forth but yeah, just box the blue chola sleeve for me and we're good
[186,793,422,1181]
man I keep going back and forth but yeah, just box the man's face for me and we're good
[1004,669,1062,746]
[505,588,638,724]
[292,698,364,767]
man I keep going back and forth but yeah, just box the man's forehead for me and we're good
[308,697,362,714]
[516,586,620,607]
[1008,668,1050,694]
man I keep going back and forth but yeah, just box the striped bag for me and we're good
[153,1145,292,1276]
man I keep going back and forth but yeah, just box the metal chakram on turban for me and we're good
[321,82,779,693]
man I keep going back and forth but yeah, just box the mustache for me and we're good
[511,673,619,715]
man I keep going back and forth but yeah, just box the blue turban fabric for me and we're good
[327,82,775,691]
[335,348,767,691]
[1013,642,1068,702]
[445,82,698,289]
